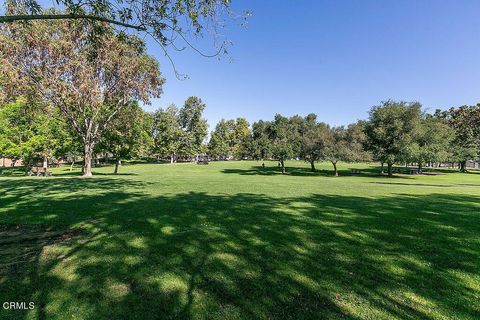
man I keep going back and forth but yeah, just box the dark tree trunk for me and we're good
[83,142,94,177]
[460,160,467,172]
[280,160,285,174]
[380,162,384,174]
[332,161,338,176]
[418,162,422,171]
[114,156,120,174]
[310,160,316,172]
[387,162,393,177]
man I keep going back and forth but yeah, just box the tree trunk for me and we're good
[114,156,120,174]
[280,160,285,174]
[387,162,393,177]
[310,160,316,172]
[83,143,94,177]
[170,153,174,164]
[380,162,384,174]
[2,157,4,167]
[460,160,467,172]
[43,157,48,177]
[332,161,338,176]
[418,162,422,171]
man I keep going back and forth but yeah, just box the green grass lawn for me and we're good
[0,161,479,319]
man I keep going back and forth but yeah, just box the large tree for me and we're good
[364,100,421,176]
[436,105,480,172]
[0,18,164,176]
[178,96,208,158]
[251,120,271,160]
[231,118,251,159]
[268,114,296,174]
[411,115,454,171]
[97,103,152,174]
[208,118,251,160]
[208,119,234,160]
[151,105,183,163]
[301,121,329,172]
[0,99,72,172]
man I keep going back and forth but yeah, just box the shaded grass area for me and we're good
[0,161,479,319]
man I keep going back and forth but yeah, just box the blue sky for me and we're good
[146,0,480,130]
[10,0,480,129]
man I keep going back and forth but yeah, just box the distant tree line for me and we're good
[204,101,479,176]
[2,95,479,177]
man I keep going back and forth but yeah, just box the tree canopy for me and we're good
[0,17,164,176]
[2,0,247,77]
[364,100,422,176]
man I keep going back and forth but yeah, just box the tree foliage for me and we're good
[2,0,247,78]
[179,96,208,157]
[151,104,183,163]
[436,105,480,171]
[208,118,251,160]
[364,101,421,176]
[0,17,164,176]
[0,99,72,170]
[97,102,152,173]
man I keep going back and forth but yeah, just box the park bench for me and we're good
[350,169,361,175]
[28,166,53,177]
[408,169,422,175]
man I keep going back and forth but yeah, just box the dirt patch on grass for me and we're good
[0,224,84,274]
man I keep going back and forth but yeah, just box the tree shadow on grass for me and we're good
[369,182,453,188]
[0,178,479,319]
[222,165,413,179]
[53,170,139,177]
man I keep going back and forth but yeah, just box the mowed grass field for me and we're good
[0,161,479,320]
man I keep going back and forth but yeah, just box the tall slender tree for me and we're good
[151,105,183,163]
[269,114,296,174]
[179,97,208,158]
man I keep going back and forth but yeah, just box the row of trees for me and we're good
[208,114,368,175]
[0,96,208,171]
[205,101,480,176]
[1,96,479,176]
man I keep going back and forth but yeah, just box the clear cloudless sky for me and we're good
[145,0,480,130]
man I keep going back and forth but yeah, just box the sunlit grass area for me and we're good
[1,161,479,319]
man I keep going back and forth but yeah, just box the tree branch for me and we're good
[0,14,146,31]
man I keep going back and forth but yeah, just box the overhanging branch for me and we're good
[0,14,146,31]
